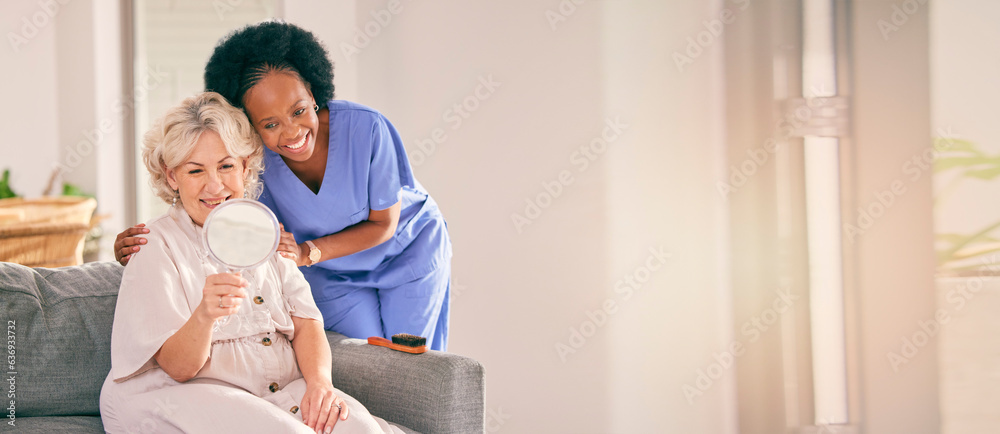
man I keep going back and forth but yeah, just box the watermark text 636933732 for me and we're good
[7,320,16,428]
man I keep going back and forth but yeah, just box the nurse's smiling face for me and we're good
[242,72,320,163]
[165,130,247,227]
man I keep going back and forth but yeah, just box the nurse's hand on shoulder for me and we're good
[300,379,349,434]
[195,273,247,323]
[277,223,308,267]
[114,224,150,265]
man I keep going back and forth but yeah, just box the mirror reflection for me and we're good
[203,199,279,269]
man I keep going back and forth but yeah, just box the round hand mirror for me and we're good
[202,199,280,270]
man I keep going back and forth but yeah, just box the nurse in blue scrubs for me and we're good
[114,21,451,351]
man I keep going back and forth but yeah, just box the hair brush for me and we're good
[367,333,427,354]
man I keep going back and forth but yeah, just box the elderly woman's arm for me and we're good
[291,315,349,433]
[154,273,248,382]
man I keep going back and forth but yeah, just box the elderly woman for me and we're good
[99,92,401,434]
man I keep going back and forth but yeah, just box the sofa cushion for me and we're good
[0,261,123,417]
[327,334,485,434]
[11,416,104,433]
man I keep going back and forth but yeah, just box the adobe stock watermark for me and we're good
[125,397,179,433]
[56,65,168,175]
[339,0,410,63]
[409,74,502,167]
[877,0,927,41]
[6,320,15,428]
[716,85,833,198]
[7,0,73,53]
[683,286,799,404]
[554,246,671,362]
[511,116,629,234]
[843,126,960,243]
[485,405,512,433]
[408,277,466,326]
[212,0,249,20]
[545,0,589,32]
[886,254,1000,372]
[450,278,468,299]
[672,0,750,73]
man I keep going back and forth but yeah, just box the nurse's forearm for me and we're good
[300,201,401,263]
[153,313,214,382]
[290,316,333,384]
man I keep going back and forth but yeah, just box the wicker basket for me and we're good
[0,197,97,267]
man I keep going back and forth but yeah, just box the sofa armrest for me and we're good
[326,332,484,434]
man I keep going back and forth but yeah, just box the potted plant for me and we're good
[932,137,1000,433]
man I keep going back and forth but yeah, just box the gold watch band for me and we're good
[305,240,321,266]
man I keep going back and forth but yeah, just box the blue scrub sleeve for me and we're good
[368,116,403,211]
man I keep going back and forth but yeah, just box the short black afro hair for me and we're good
[204,20,334,108]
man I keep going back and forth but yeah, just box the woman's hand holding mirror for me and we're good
[196,273,248,323]
[201,199,281,326]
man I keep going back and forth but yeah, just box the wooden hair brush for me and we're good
[367,333,428,354]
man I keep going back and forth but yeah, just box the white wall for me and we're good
[350,2,614,432]
[1,1,61,198]
[852,1,939,432]
[603,1,736,432]
[283,0,358,103]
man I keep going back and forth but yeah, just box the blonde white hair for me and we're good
[142,92,264,203]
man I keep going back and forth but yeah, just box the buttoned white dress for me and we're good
[99,205,401,433]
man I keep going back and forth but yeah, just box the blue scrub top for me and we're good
[258,100,451,290]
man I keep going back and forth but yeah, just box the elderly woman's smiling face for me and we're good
[165,130,247,226]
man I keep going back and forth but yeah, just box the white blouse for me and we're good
[108,205,323,395]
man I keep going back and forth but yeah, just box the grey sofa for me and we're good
[0,261,484,433]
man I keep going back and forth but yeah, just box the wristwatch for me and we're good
[305,240,321,266]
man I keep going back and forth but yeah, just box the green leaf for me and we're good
[934,138,979,154]
[944,242,1000,263]
[964,166,1000,180]
[931,139,1000,271]
[938,220,1000,267]
[934,156,1000,173]
[61,182,94,198]
[0,169,18,199]
[936,233,967,244]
